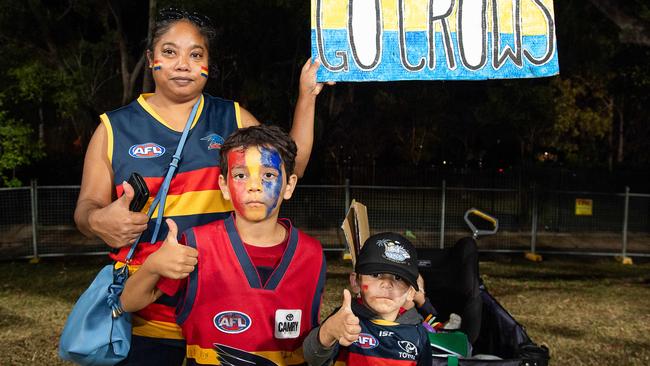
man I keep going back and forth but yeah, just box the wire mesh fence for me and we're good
[1,182,649,259]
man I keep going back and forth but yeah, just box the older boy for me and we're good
[303,232,432,366]
[120,125,326,365]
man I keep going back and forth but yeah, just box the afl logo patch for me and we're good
[355,333,379,349]
[129,143,165,158]
[213,311,252,334]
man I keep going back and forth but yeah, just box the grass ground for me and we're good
[0,255,648,365]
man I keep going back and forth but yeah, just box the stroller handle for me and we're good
[464,208,499,238]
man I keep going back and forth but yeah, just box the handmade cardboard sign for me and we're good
[341,200,370,266]
[311,0,559,81]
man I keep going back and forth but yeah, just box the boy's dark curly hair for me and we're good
[219,125,297,182]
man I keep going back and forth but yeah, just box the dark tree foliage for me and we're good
[0,0,648,186]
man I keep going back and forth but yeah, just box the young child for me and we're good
[120,125,326,365]
[303,233,432,366]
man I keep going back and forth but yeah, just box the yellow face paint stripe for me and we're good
[244,147,263,191]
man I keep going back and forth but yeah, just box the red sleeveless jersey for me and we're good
[177,215,326,365]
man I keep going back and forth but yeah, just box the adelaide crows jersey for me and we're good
[334,306,432,366]
[172,215,326,365]
[102,93,241,340]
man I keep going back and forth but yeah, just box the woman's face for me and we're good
[150,20,209,102]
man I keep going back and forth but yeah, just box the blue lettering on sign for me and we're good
[213,311,252,334]
[129,143,166,158]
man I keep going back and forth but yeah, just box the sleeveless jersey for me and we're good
[101,93,241,340]
[178,215,326,365]
[334,317,431,366]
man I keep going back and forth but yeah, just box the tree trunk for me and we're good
[617,97,624,163]
[108,1,146,104]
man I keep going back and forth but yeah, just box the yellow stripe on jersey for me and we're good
[113,262,140,272]
[186,345,306,365]
[370,318,399,326]
[137,94,206,131]
[132,315,184,340]
[143,190,234,218]
[311,0,554,35]
[100,113,114,164]
[234,102,243,129]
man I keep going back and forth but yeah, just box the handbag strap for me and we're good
[123,96,203,262]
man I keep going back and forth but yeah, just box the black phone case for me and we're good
[127,172,150,212]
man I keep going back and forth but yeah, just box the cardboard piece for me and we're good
[340,200,369,266]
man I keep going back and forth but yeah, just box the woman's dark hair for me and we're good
[220,125,298,181]
[147,8,218,77]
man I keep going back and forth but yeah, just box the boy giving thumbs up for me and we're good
[303,233,432,366]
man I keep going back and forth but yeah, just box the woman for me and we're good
[74,8,325,365]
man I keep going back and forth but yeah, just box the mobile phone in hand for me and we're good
[127,172,150,212]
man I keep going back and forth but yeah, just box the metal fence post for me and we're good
[439,180,446,249]
[344,178,350,214]
[530,184,538,254]
[30,179,39,262]
[622,186,630,259]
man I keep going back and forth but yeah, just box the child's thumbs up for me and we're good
[336,289,360,346]
[164,218,180,245]
[145,219,198,279]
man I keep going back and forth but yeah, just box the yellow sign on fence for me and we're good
[575,198,593,216]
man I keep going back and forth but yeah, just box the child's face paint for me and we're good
[358,274,412,321]
[226,145,284,221]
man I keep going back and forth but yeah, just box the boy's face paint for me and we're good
[226,146,284,221]
[358,274,413,320]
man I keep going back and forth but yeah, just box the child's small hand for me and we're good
[145,219,198,279]
[299,58,334,97]
[413,274,426,307]
[319,289,361,347]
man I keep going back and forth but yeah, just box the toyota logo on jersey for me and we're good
[129,143,166,158]
[213,311,252,334]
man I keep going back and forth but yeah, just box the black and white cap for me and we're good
[355,232,419,291]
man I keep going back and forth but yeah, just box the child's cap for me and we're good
[355,232,419,291]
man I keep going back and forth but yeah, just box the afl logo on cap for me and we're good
[129,143,165,158]
[213,311,252,334]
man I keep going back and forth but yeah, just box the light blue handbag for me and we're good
[58,98,201,365]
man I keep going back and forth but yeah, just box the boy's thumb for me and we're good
[341,289,352,312]
[165,219,179,243]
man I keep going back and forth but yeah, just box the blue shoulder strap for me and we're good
[124,96,202,262]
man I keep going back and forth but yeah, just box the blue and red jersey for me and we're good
[159,215,326,365]
[102,93,241,340]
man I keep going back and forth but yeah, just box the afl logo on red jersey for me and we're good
[129,143,166,158]
[213,311,252,334]
[356,333,379,349]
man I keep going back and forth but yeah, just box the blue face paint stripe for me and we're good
[259,147,283,216]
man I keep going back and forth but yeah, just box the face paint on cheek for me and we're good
[226,149,247,214]
[152,59,162,71]
[200,66,209,78]
[362,285,369,291]
[259,147,283,216]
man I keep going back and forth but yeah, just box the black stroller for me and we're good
[417,209,550,366]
